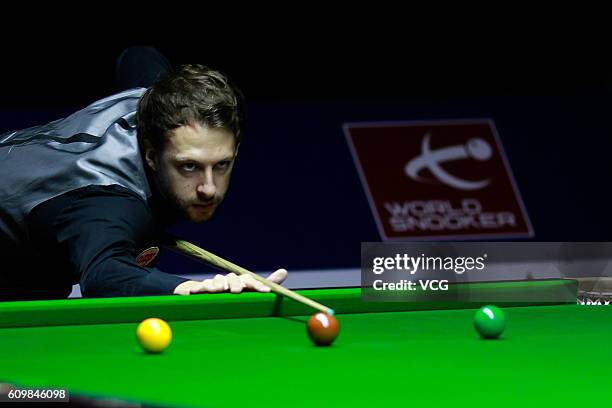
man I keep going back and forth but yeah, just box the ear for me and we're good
[143,140,158,171]
[233,142,240,159]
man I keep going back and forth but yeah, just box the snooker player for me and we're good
[0,48,287,300]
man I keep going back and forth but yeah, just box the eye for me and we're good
[215,160,231,171]
[181,163,198,172]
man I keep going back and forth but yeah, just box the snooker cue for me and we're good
[172,239,335,315]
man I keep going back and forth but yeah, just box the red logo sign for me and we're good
[136,247,160,266]
[344,120,533,240]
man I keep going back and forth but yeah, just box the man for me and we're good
[0,49,287,300]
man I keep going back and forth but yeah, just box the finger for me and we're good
[213,274,229,291]
[190,279,216,294]
[226,273,243,294]
[267,268,288,284]
[202,278,225,293]
[240,275,270,292]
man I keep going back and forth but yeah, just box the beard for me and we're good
[185,202,218,223]
[154,172,220,223]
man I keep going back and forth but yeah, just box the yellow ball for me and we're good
[136,318,172,353]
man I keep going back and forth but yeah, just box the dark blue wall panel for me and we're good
[3,95,612,275]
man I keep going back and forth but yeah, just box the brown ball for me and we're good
[306,313,339,346]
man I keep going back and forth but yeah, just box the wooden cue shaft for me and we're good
[173,239,334,315]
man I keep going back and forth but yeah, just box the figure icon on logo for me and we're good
[405,132,493,191]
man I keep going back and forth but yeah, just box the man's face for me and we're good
[145,123,237,223]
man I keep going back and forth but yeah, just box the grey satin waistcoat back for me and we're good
[0,88,151,248]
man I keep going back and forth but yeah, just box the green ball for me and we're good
[473,305,506,339]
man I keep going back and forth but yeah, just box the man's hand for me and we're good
[173,269,288,295]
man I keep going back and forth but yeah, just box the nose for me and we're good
[197,169,216,200]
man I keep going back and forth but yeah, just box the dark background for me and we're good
[1,35,611,107]
[2,36,612,274]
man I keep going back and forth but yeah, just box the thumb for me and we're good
[267,268,288,284]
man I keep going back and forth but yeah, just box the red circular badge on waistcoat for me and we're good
[136,247,160,266]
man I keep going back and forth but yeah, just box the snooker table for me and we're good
[0,279,605,407]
